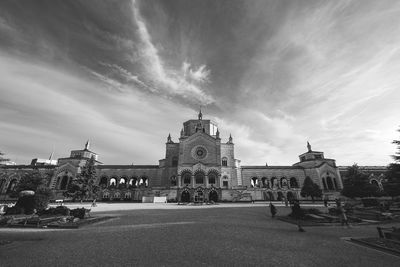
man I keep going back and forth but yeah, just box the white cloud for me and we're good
[130,0,214,105]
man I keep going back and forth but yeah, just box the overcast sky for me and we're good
[0,0,399,166]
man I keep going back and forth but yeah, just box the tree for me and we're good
[383,127,400,198]
[13,169,47,195]
[341,164,380,198]
[12,169,54,212]
[65,156,99,201]
[301,177,322,201]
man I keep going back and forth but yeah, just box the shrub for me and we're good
[70,208,86,219]
[34,187,53,212]
[15,195,36,214]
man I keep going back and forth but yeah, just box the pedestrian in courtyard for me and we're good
[323,197,328,207]
[269,202,277,218]
[337,203,350,228]
[292,200,305,232]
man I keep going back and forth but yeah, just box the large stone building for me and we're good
[1,111,347,202]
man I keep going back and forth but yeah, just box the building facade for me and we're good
[1,112,347,202]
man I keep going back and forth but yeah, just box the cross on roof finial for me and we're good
[198,107,203,120]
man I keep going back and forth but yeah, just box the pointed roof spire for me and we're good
[85,140,90,150]
[228,134,233,144]
[198,107,203,120]
[167,133,172,143]
[307,141,312,152]
[216,128,220,139]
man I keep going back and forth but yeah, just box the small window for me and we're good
[223,181,228,188]
[170,176,177,186]
[172,156,178,167]
[208,173,216,184]
[315,154,322,159]
[222,157,228,166]
[183,173,191,185]
[301,156,306,162]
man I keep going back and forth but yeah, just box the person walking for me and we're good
[338,203,350,228]
[292,200,305,232]
[269,202,277,218]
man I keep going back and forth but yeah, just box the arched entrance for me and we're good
[209,190,218,202]
[268,191,274,201]
[181,190,190,203]
[194,188,204,203]
[286,191,295,202]
[277,191,283,201]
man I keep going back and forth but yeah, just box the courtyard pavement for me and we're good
[0,203,398,266]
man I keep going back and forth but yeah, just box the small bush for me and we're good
[70,208,89,219]
[15,195,36,214]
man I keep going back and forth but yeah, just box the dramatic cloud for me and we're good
[0,0,399,166]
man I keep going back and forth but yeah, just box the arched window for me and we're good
[99,176,108,188]
[271,177,278,189]
[281,178,288,188]
[333,178,338,189]
[208,172,217,185]
[289,177,299,188]
[322,178,327,190]
[222,157,228,167]
[170,176,177,186]
[139,177,148,187]
[251,177,258,188]
[172,156,178,167]
[102,192,110,199]
[114,192,121,200]
[326,176,334,190]
[124,192,132,200]
[110,178,117,187]
[6,179,17,193]
[182,172,191,185]
[119,177,127,189]
[195,172,205,185]
[129,177,138,188]
[60,175,69,190]
[261,177,267,188]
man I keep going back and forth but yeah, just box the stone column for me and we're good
[177,175,181,188]
[205,175,209,188]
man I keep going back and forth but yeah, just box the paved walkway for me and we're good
[51,201,327,213]
[1,205,398,266]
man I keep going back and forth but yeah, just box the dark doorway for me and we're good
[268,191,274,201]
[287,191,295,202]
[181,191,190,202]
[277,191,283,201]
[209,190,218,202]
